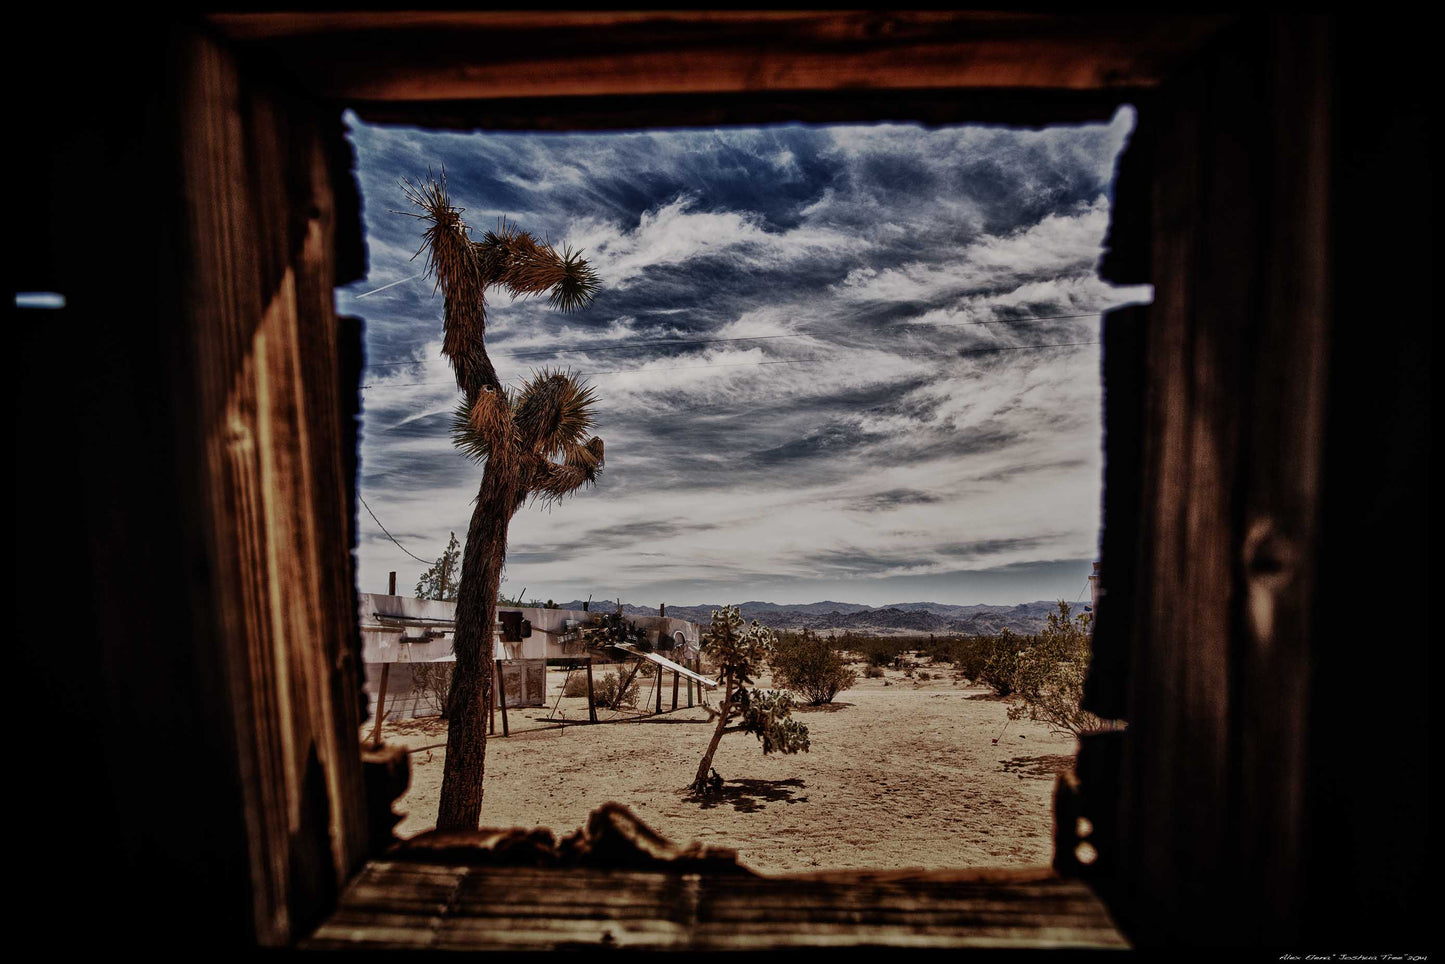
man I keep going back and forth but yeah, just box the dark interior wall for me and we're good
[13,17,256,947]
[1307,18,1429,949]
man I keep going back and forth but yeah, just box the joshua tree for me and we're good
[690,605,810,795]
[405,172,603,831]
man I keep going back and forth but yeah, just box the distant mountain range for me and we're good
[551,598,1074,636]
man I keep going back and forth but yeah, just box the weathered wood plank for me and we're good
[304,863,1127,950]
[1100,16,1347,947]
[1233,17,1332,943]
[174,27,369,945]
[208,11,1232,102]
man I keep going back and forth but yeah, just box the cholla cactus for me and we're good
[405,171,603,832]
[690,605,810,795]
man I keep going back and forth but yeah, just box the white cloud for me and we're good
[347,111,1143,603]
[565,194,866,286]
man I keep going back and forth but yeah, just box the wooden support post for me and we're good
[612,659,644,710]
[368,664,390,749]
[672,669,680,710]
[585,657,597,723]
[656,665,664,714]
[369,572,398,748]
[495,659,510,737]
[687,657,694,707]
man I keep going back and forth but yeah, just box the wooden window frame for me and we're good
[17,10,1426,953]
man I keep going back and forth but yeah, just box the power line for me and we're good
[361,309,1119,370]
[359,494,434,564]
[356,272,424,299]
[358,339,1101,391]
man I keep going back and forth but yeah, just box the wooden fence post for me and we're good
[586,657,597,723]
[368,665,390,748]
[368,571,397,748]
[496,658,510,737]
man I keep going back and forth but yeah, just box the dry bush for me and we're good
[593,669,639,708]
[410,662,454,718]
[771,629,858,705]
[1007,602,1119,737]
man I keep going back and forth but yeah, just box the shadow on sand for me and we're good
[690,777,808,813]
[1000,754,1076,779]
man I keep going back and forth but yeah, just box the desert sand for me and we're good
[370,661,1077,875]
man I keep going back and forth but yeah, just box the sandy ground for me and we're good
[369,661,1077,875]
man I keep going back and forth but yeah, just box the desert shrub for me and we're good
[977,629,1026,697]
[915,634,962,664]
[925,636,971,667]
[593,669,639,708]
[561,673,589,698]
[947,635,1000,683]
[917,670,933,681]
[836,632,910,667]
[771,629,858,705]
[410,662,454,718]
[942,630,1032,695]
[1008,602,1119,737]
[863,665,885,679]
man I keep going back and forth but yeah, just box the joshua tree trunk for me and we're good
[406,173,603,832]
[691,670,735,790]
[435,462,517,831]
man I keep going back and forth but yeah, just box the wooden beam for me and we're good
[207,11,1232,102]
[495,659,509,738]
[586,657,597,724]
[172,26,371,945]
[368,664,390,749]
[306,862,1128,950]
[1100,16,1347,946]
[611,660,646,711]
[349,87,1142,134]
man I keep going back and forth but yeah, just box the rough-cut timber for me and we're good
[305,863,1127,950]
[173,27,370,945]
[208,11,1230,102]
[1083,17,1348,947]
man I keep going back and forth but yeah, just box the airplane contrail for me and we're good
[356,272,423,299]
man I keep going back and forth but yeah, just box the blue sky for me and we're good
[339,108,1150,606]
